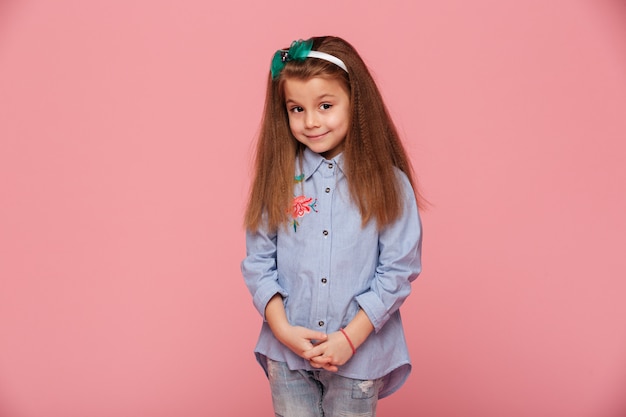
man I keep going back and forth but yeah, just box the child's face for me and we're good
[283,76,350,159]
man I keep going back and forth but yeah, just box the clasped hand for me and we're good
[276,325,354,372]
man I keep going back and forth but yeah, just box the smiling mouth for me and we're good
[305,132,329,140]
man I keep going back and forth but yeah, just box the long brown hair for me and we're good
[245,36,422,232]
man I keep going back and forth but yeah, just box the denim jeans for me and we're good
[266,358,383,417]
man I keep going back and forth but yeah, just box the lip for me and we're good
[305,131,329,140]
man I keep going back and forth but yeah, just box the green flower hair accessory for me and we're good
[270,39,314,79]
[269,38,349,79]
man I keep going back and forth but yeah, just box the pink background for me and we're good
[1,0,625,416]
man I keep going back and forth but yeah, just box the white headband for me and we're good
[306,51,348,73]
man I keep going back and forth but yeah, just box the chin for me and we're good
[303,142,325,152]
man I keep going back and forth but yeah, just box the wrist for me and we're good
[269,320,291,340]
[265,294,291,340]
[339,328,357,355]
[343,309,374,349]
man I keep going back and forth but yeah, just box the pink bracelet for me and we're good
[340,328,356,355]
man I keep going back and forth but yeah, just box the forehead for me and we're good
[283,77,349,102]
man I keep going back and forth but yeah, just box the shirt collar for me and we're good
[301,147,345,180]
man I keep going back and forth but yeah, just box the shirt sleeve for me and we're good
[241,224,289,319]
[355,173,423,332]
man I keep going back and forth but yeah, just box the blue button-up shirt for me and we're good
[241,147,422,398]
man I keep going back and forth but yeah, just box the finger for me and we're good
[322,363,338,372]
[309,354,332,364]
[302,329,328,342]
[302,344,326,359]
[299,343,315,355]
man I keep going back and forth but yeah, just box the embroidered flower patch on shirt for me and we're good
[290,195,317,232]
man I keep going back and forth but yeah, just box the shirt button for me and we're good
[318,321,325,327]
[325,187,330,193]
[322,230,328,236]
[328,163,333,169]
[321,277,327,284]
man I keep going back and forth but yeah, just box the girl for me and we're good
[241,36,423,417]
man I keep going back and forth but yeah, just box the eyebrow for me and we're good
[285,94,337,105]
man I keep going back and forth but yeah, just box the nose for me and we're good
[304,111,320,129]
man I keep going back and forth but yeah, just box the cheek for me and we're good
[286,114,298,133]
[330,111,350,132]
[287,113,298,130]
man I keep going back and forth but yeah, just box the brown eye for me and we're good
[320,103,332,110]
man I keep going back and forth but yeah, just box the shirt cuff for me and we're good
[253,282,289,320]
[355,291,390,333]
